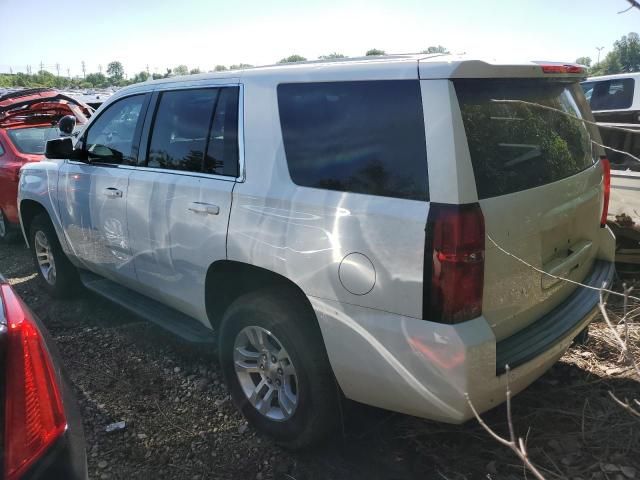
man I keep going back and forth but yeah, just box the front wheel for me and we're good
[219,288,339,449]
[29,214,78,298]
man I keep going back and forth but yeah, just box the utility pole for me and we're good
[596,46,605,66]
[55,63,60,77]
[39,60,44,72]
[98,64,102,74]
[9,67,12,75]
[146,64,150,74]
[67,67,70,78]
[81,60,86,78]
[26,65,31,74]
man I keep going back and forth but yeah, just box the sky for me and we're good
[0,0,638,77]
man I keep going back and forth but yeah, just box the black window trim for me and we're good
[135,84,244,182]
[75,92,152,168]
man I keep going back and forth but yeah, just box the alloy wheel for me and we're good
[233,325,299,421]
[34,230,56,285]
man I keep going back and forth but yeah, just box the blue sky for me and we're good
[0,0,637,77]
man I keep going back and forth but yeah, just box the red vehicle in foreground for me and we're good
[0,89,91,241]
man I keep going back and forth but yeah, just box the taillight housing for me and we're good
[600,157,611,228]
[540,64,584,74]
[1,284,66,480]
[424,203,485,324]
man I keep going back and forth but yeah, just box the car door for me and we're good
[126,86,240,323]
[57,93,150,284]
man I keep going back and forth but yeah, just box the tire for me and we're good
[0,208,17,244]
[29,213,78,298]
[219,287,340,449]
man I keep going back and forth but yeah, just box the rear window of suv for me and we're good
[277,80,429,201]
[454,79,597,199]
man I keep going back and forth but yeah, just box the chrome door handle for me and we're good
[104,187,123,199]
[188,202,220,215]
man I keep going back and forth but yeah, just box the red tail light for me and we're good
[1,284,66,480]
[600,157,611,227]
[541,64,584,74]
[424,203,485,324]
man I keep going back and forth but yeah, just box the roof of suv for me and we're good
[118,54,585,95]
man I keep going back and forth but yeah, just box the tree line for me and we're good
[576,32,640,75]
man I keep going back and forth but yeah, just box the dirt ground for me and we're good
[1,240,638,480]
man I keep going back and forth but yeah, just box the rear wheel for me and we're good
[219,288,339,449]
[29,214,78,298]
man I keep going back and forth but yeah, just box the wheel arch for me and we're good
[19,199,49,247]
[205,260,321,337]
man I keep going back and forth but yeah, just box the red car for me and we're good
[0,89,91,241]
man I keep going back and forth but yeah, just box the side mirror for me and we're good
[58,115,76,136]
[45,138,87,162]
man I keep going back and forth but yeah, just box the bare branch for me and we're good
[608,391,640,417]
[618,0,640,13]
[465,367,547,480]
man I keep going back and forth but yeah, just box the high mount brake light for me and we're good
[1,284,66,480]
[541,64,584,74]
[424,203,485,324]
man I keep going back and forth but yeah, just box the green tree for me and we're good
[365,48,385,56]
[152,72,164,80]
[319,52,346,60]
[107,61,124,81]
[214,65,228,71]
[189,68,201,74]
[575,56,592,68]
[278,54,307,63]
[173,65,189,76]
[86,72,107,87]
[421,45,450,54]
[589,32,640,75]
[229,63,253,70]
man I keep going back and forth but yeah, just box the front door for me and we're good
[57,93,149,284]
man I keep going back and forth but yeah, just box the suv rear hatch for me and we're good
[453,76,605,341]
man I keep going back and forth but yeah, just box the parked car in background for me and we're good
[19,55,615,448]
[0,89,91,241]
[0,274,87,479]
[582,73,640,262]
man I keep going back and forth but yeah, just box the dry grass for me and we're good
[398,317,640,480]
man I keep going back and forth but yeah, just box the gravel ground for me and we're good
[1,240,638,480]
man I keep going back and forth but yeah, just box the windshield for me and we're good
[7,126,60,154]
[454,79,598,199]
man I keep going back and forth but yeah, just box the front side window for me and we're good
[585,78,635,111]
[85,94,146,164]
[147,87,240,175]
[0,141,4,156]
[277,80,429,201]
[7,127,59,154]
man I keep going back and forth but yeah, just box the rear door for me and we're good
[453,78,605,340]
[58,93,149,283]
[126,86,240,324]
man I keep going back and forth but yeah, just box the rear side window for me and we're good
[277,80,428,201]
[454,79,597,199]
[7,127,60,155]
[0,142,4,156]
[582,78,635,111]
[147,87,240,175]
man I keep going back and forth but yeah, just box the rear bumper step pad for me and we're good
[495,260,615,375]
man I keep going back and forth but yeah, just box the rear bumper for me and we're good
[312,259,615,423]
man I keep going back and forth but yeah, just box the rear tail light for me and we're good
[600,157,611,227]
[424,203,485,324]
[1,284,66,480]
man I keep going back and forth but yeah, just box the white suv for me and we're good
[18,55,616,448]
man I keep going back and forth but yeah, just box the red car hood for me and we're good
[0,88,92,129]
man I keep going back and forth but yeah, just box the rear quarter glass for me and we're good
[454,79,598,199]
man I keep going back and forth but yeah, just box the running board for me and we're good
[79,271,216,344]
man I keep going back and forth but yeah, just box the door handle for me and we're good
[104,187,123,199]
[188,202,220,215]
